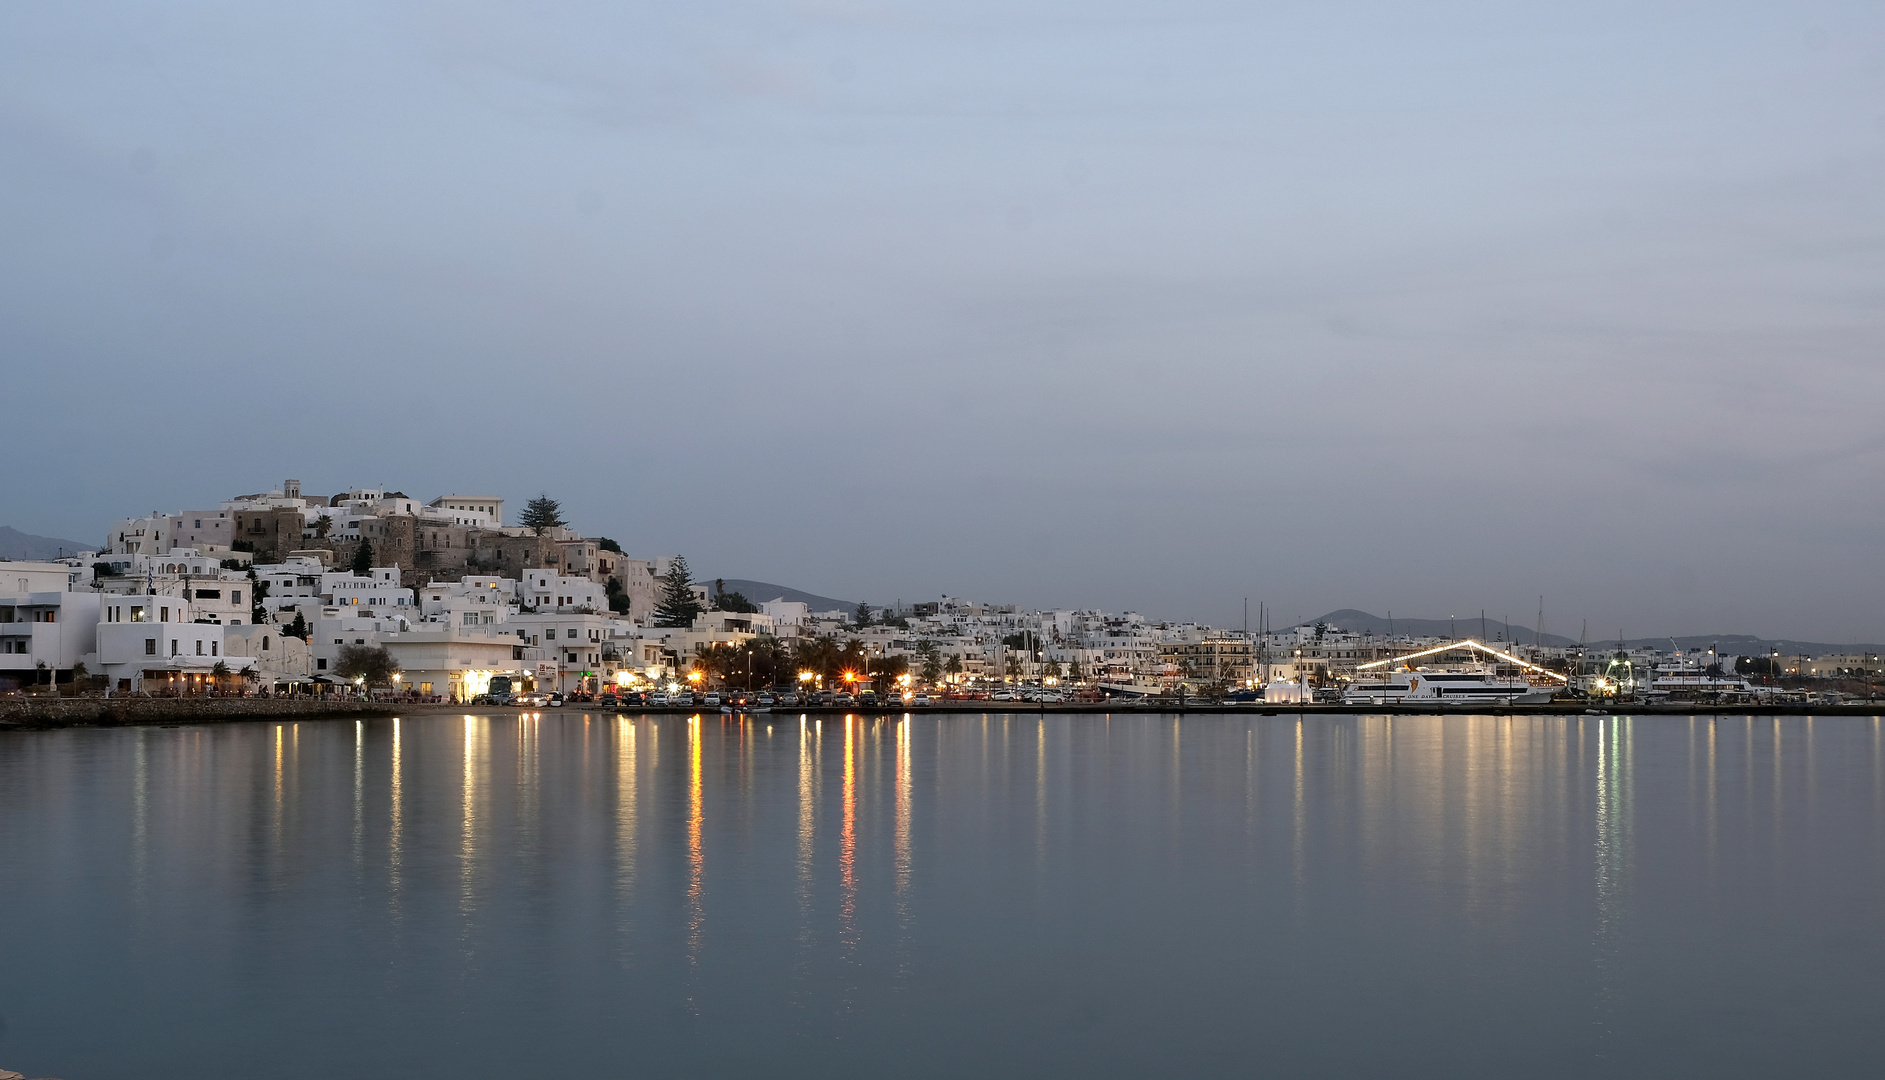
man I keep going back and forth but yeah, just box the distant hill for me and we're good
[708,578,858,615]
[1307,609,1581,648]
[0,526,93,561]
[1306,610,1880,656]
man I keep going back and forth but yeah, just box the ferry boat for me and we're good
[1644,653,1756,703]
[1342,666,1558,706]
[1344,638,1569,706]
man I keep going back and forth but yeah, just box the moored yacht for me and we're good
[1644,652,1757,702]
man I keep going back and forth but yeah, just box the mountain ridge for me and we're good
[1306,609,1879,656]
[0,525,93,561]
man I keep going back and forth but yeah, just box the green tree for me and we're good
[605,577,631,615]
[1068,658,1084,681]
[711,580,759,613]
[653,556,702,628]
[875,654,909,692]
[1044,659,1063,680]
[596,536,623,553]
[334,644,400,688]
[285,611,310,641]
[351,538,374,576]
[520,494,565,535]
[792,638,838,685]
[210,660,231,694]
[945,654,963,678]
[248,568,271,623]
[855,602,872,626]
[313,514,333,538]
[838,638,870,687]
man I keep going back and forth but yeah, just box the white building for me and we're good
[428,494,505,527]
[1,565,102,687]
[96,595,256,693]
[520,570,608,614]
[417,576,518,624]
[319,566,412,611]
[96,549,257,626]
[378,623,533,702]
[223,623,315,691]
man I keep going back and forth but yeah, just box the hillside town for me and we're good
[2,479,1880,707]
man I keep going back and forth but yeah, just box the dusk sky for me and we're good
[4,2,1882,640]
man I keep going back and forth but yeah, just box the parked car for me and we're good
[648,692,672,707]
[548,692,565,707]
[990,690,1015,701]
[702,692,721,707]
[911,693,932,707]
[756,693,776,707]
[597,692,618,707]
[1037,692,1064,703]
[833,693,855,706]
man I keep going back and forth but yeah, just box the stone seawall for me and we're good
[0,696,398,730]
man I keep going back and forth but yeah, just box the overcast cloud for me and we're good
[3,1,1882,639]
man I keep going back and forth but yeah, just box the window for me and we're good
[232,590,241,605]
[131,605,145,622]
[161,606,170,622]
[211,642,218,656]
[195,641,204,655]
[567,628,577,639]
[171,640,179,656]
[262,637,271,651]
[318,658,328,670]
[145,638,157,655]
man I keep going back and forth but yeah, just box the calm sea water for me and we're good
[2,712,1883,1078]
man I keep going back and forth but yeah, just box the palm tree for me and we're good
[210,660,231,696]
